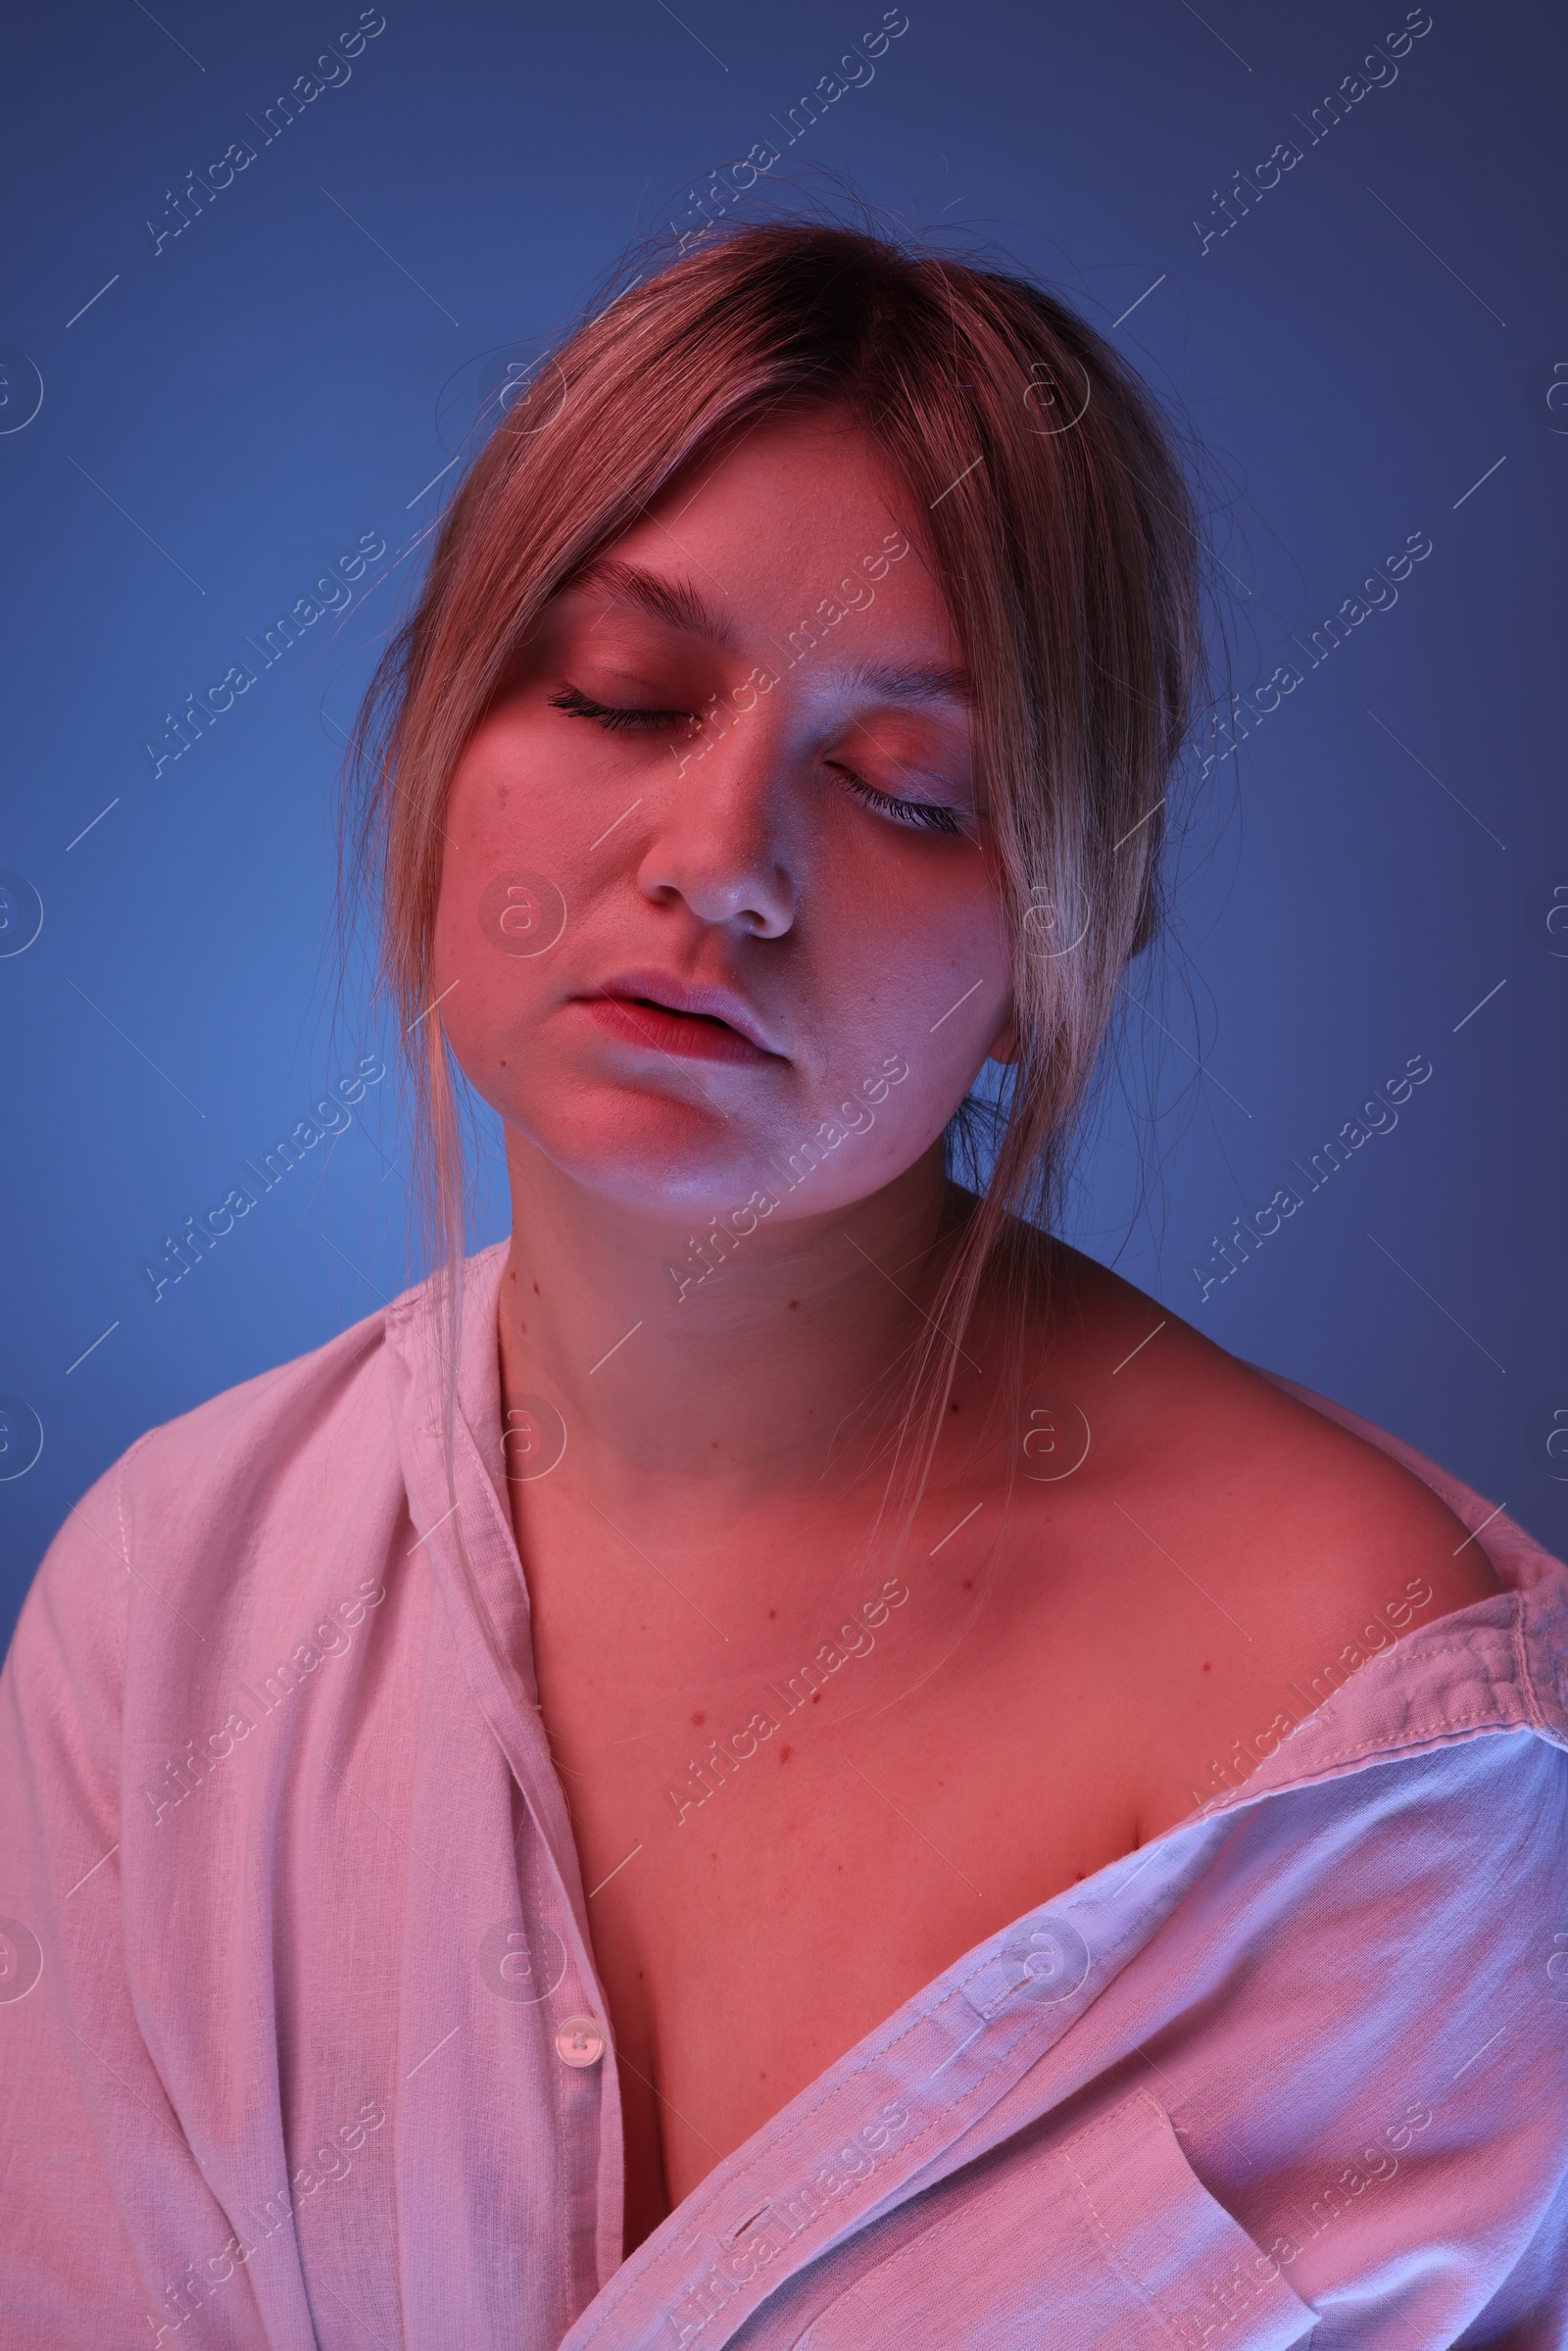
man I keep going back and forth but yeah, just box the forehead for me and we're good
[567,415,957,655]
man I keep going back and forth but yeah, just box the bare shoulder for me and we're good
[986,1238,1505,1832]
[1033,1239,1503,1610]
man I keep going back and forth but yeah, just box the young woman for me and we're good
[4,222,1566,2351]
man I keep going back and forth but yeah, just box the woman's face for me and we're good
[433,412,1013,1225]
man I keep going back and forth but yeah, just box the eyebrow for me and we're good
[564,559,972,705]
[565,559,740,651]
[837,657,972,707]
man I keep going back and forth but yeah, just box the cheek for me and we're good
[431,732,579,1061]
[443,706,591,881]
[781,857,1008,1172]
[811,845,1010,1059]
[431,884,562,1126]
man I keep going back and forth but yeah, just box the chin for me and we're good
[505,1080,783,1223]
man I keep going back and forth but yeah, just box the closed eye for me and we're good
[837,766,964,836]
[549,683,693,734]
[554,683,965,833]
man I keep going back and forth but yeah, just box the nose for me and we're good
[634,710,796,939]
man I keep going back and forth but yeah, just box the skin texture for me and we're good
[432,413,1503,2258]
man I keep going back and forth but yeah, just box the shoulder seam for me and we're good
[1513,1588,1558,1739]
[1197,1707,1550,1825]
[112,1424,165,1570]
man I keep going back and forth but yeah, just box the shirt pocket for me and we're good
[789,2090,1315,2351]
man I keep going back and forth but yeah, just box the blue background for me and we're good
[2,0,1564,1649]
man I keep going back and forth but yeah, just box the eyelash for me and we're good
[550,682,964,837]
[548,683,688,734]
[838,772,962,836]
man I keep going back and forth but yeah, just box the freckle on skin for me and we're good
[787,1300,799,1310]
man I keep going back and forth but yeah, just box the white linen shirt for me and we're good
[3,1237,1568,2350]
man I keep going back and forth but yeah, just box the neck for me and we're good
[496,1131,972,1518]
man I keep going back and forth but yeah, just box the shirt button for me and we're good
[555,2014,608,2068]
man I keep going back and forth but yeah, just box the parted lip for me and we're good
[582,969,785,1058]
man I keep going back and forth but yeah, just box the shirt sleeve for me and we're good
[1143,1733,1568,2349]
[0,1439,271,2346]
[0,1453,144,2322]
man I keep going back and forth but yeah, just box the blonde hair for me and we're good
[344,217,1208,1554]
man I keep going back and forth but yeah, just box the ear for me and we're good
[987,1010,1019,1066]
